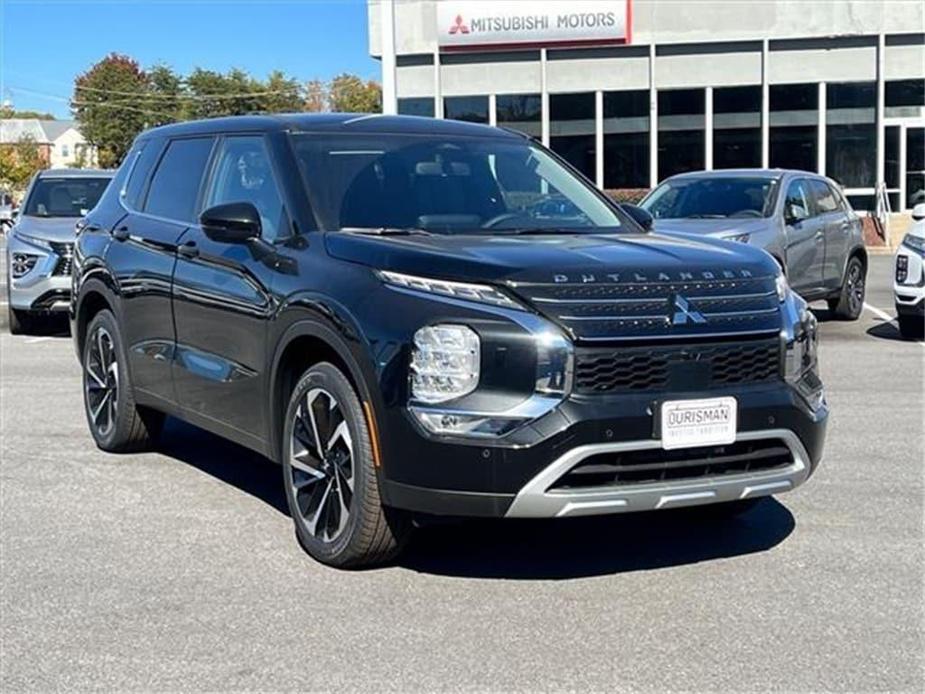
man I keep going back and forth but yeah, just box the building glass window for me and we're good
[496,94,541,138]
[658,89,705,180]
[398,98,435,118]
[826,82,876,188]
[549,92,596,181]
[907,127,925,210]
[444,96,489,124]
[603,90,649,190]
[713,86,761,169]
[770,83,818,173]
[885,79,925,118]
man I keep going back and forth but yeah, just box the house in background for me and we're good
[0,118,98,168]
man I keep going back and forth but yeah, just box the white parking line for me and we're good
[863,302,895,323]
[25,337,52,344]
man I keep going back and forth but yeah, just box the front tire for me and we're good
[282,362,409,568]
[828,256,865,320]
[898,314,924,340]
[82,309,164,452]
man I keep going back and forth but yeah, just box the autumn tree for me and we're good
[0,136,48,192]
[329,74,382,113]
[72,53,150,167]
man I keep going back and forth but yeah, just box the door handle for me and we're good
[177,241,199,259]
[112,226,129,241]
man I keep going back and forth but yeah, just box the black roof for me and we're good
[140,113,521,141]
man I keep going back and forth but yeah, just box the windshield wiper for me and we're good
[341,227,431,236]
[683,214,727,219]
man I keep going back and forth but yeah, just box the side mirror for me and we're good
[620,203,654,231]
[912,203,925,221]
[199,202,261,244]
[785,204,806,225]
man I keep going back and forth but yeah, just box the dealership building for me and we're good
[368,0,925,211]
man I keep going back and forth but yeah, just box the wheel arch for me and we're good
[268,318,381,465]
[74,276,118,358]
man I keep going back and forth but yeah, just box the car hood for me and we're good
[13,216,80,243]
[326,230,782,341]
[651,217,772,238]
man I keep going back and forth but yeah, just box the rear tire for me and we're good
[282,362,409,568]
[898,314,924,340]
[828,256,865,321]
[82,309,164,452]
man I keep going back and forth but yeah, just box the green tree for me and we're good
[329,74,381,113]
[0,136,48,192]
[71,53,150,167]
[0,107,57,120]
[145,64,184,124]
[260,70,303,113]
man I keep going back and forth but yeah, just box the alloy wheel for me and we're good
[85,326,118,437]
[287,388,354,542]
[847,262,864,315]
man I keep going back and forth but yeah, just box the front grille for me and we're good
[574,337,781,394]
[511,276,781,341]
[49,241,74,276]
[550,439,794,490]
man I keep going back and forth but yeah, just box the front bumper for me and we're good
[6,235,72,312]
[379,381,828,518]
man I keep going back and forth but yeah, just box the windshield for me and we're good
[24,177,111,218]
[641,177,778,220]
[290,134,624,234]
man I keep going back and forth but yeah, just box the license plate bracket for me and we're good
[660,397,738,450]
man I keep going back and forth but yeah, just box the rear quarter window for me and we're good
[122,140,164,210]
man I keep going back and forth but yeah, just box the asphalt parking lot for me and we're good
[0,248,922,691]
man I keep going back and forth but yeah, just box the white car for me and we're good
[894,203,925,339]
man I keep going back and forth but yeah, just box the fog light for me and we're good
[411,324,480,403]
[11,253,38,278]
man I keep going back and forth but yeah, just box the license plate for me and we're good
[660,397,737,450]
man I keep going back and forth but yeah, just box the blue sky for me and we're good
[0,0,379,118]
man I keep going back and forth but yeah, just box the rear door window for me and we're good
[143,137,215,223]
[809,179,841,214]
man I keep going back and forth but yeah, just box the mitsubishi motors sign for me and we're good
[437,0,631,51]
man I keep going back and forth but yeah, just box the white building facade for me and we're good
[369,0,925,210]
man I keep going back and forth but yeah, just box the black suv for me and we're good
[72,115,827,567]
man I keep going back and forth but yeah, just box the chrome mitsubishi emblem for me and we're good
[671,295,707,325]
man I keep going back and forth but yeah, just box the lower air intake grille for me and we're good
[574,338,780,394]
[550,439,794,490]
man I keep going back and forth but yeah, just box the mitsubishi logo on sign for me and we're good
[449,14,470,35]
[437,0,631,50]
[671,295,707,325]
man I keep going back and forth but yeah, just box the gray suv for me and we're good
[637,169,867,320]
[6,169,114,333]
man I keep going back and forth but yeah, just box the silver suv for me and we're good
[636,169,867,320]
[6,169,114,333]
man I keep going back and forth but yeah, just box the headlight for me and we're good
[901,233,925,255]
[724,232,751,244]
[379,270,520,309]
[775,273,790,303]
[11,253,38,278]
[410,324,480,403]
[896,255,909,283]
[12,230,52,250]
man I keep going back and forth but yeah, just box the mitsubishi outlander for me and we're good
[71,115,827,567]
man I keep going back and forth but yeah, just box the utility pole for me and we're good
[380,0,398,115]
